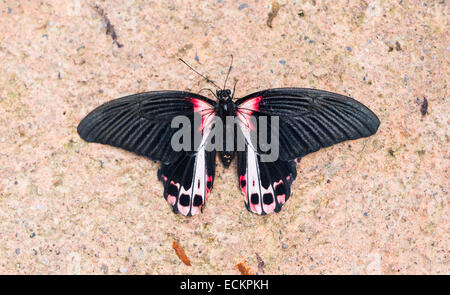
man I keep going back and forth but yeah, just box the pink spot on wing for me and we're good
[178,199,190,216]
[261,186,276,214]
[190,98,215,133]
[277,194,286,204]
[263,198,276,214]
[206,175,213,193]
[249,195,261,214]
[239,174,248,203]
[167,195,176,206]
[240,96,262,112]
[237,96,262,131]
[274,181,286,205]
[167,181,179,206]
[170,181,180,188]
[190,206,200,216]
[274,180,283,186]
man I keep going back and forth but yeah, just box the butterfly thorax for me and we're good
[215,90,235,115]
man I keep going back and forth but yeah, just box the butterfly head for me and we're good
[216,89,232,102]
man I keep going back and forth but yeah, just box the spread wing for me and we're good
[235,88,379,214]
[237,147,297,215]
[77,90,216,163]
[235,87,380,161]
[78,91,218,216]
[158,148,216,216]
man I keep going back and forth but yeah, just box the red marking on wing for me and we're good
[190,98,215,132]
[170,181,180,188]
[239,174,248,204]
[274,181,286,205]
[277,194,286,205]
[237,96,262,131]
[240,96,262,112]
[274,180,283,186]
[167,195,176,205]
[206,175,213,193]
[167,181,180,206]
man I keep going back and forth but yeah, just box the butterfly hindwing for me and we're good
[158,148,216,216]
[235,115,297,215]
[237,146,297,215]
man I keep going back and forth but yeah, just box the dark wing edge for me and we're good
[77,91,216,163]
[158,149,216,216]
[236,87,380,161]
[237,147,298,215]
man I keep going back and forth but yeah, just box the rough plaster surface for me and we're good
[0,0,448,274]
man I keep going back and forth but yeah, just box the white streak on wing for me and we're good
[190,146,206,216]
[238,121,263,214]
[178,129,210,216]
[238,119,257,151]
[238,121,278,214]
[246,145,263,214]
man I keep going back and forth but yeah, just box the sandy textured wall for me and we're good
[0,0,448,274]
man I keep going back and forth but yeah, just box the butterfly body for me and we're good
[213,89,237,167]
[78,87,379,216]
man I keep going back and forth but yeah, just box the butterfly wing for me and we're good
[235,88,379,214]
[235,87,380,161]
[158,149,216,216]
[77,91,217,216]
[237,148,297,215]
[77,91,217,163]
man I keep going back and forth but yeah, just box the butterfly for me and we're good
[77,60,380,216]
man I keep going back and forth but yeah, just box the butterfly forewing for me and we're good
[77,91,216,163]
[236,88,380,161]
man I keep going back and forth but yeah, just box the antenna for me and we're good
[179,58,221,90]
[198,88,218,99]
[223,54,233,90]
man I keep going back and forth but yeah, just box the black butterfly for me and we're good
[77,62,379,216]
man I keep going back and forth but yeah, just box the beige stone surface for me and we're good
[0,0,448,274]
